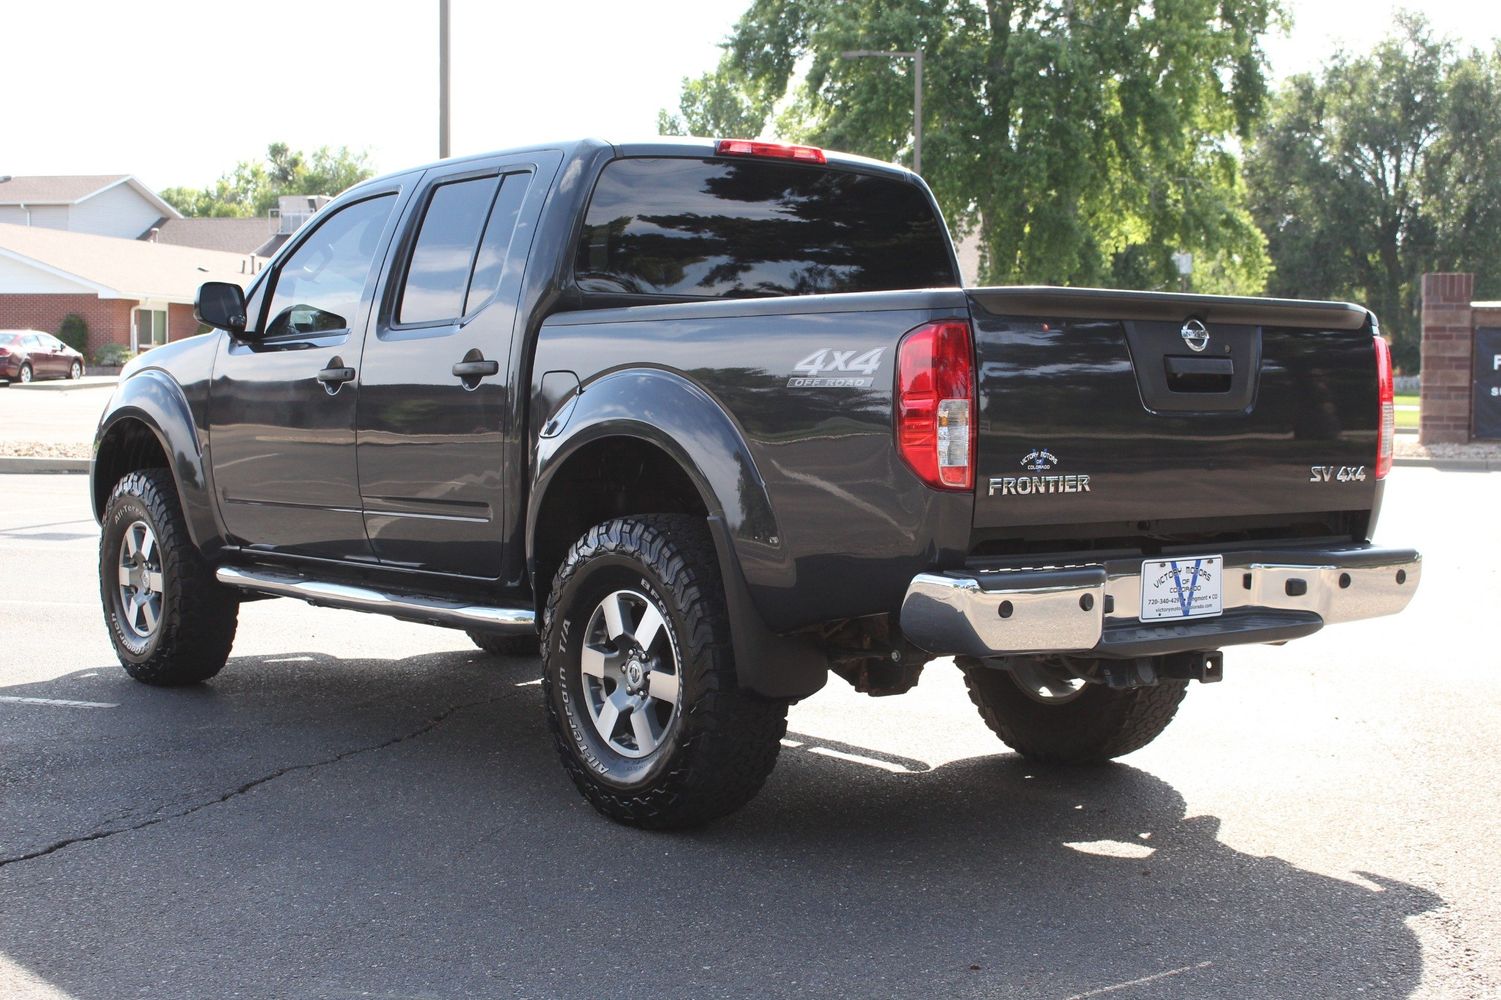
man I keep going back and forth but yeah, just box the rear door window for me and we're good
[574,157,956,299]
[464,172,531,315]
[394,171,534,326]
[397,175,499,325]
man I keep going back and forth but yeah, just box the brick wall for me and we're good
[168,302,200,342]
[1419,273,1474,445]
[0,293,136,357]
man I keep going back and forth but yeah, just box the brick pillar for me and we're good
[1419,272,1474,445]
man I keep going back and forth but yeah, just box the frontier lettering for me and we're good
[989,474,1092,497]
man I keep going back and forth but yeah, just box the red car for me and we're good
[0,329,85,383]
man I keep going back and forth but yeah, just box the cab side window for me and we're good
[263,194,396,337]
[396,171,532,327]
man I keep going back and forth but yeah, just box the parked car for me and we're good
[91,137,1419,829]
[0,329,85,383]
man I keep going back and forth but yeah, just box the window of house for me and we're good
[132,309,167,351]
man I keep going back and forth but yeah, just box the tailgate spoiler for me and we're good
[966,286,1372,331]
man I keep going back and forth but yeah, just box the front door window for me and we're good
[261,194,396,338]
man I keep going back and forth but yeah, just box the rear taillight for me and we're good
[896,320,975,490]
[715,139,827,164]
[1375,334,1394,479]
[0,348,9,358]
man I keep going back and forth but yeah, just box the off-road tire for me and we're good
[467,630,538,657]
[962,663,1188,763]
[100,469,238,685]
[542,514,788,829]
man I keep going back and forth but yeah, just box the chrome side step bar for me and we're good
[215,566,536,634]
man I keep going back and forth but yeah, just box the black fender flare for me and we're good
[91,370,222,555]
[529,368,825,700]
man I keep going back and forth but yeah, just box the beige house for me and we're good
[0,223,262,356]
[0,175,180,240]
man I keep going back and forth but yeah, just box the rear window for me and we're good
[575,157,955,299]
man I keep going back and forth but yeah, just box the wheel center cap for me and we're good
[626,661,644,687]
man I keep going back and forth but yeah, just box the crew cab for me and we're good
[91,137,1420,828]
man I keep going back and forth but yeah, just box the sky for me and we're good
[3,0,1500,194]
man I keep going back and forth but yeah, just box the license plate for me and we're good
[1140,556,1223,621]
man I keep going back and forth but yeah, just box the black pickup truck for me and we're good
[92,137,1420,828]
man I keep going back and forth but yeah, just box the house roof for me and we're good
[147,216,278,255]
[0,222,261,302]
[0,175,182,219]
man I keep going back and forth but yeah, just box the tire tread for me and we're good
[542,514,787,829]
[962,664,1187,763]
[100,468,237,685]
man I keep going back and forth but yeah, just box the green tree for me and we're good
[659,55,772,137]
[675,0,1279,293]
[160,144,374,219]
[1246,16,1501,369]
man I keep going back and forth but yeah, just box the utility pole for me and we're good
[438,0,451,159]
[840,49,924,175]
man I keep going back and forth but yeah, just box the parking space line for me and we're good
[0,696,119,709]
[1064,961,1214,999]
[806,745,915,774]
[0,599,98,607]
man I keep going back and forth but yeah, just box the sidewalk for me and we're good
[1394,432,1501,472]
[2,375,119,392]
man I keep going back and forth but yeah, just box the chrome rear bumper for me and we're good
[899,545,1421,659]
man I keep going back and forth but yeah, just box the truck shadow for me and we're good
[0,653,1442,999]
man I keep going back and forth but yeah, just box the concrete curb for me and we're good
[1393,455,1501,473]
[0,457,90,475]
[2,376,118,392]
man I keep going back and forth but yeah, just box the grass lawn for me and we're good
[1395,392,1419,430]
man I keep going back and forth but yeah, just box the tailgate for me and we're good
[966,287,1381,542]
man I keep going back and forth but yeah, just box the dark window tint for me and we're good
[265,194,396,337]
[464,172,530,314]
[575,157,956,299]
[398,175,500,325]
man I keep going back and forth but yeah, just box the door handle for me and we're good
[317,357,356,395]
[452,360,500,379]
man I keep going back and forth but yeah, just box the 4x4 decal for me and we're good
[787,347,884,388]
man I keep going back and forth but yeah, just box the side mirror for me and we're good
[195,281,248,336]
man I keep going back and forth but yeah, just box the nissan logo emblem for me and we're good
[1180,318,1210,353]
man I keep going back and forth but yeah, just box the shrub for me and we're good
[93,344,136,368]
[57,313,89,354]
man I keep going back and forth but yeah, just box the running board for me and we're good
[215,566,536,634]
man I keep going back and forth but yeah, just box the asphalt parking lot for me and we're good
[0,468,1497,999]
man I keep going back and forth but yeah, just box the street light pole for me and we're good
[438,0,451,159]
[841,49,924,175]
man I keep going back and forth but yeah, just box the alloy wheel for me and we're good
[116,520,164,638]
[579,589,682,758]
